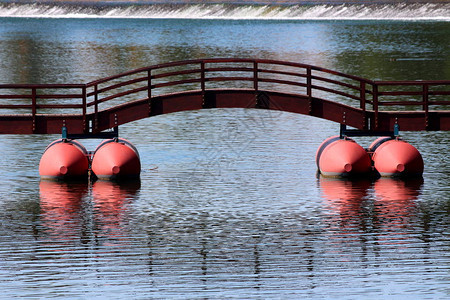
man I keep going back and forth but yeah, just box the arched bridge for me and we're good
[0,58,449,135]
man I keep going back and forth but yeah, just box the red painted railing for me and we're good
[0,58,449,133]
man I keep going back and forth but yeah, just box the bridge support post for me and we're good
[255,91,270,109]
[202,91,216,109]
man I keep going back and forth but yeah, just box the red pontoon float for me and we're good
[316,136,372,177]
[91,138,141,180]
[368,137,423,177]
[39,139,89,180]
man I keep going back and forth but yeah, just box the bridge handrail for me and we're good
[1,59,449,133]
[0,84,86,117]
[373,80,450,111]
[81,58,379,118]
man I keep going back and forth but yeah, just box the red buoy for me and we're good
[39,139,89,180]
[368,137,423,177]
[91,138,141,180]
[316,136,372,177]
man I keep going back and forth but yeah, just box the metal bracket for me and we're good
[340,124,399,139]
[62,126,119,140]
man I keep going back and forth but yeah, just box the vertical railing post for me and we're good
[201,61,206,107]
[360,81,367,130]
[148,69,152,116]
[201,61,205,93]
[82,85,87,133]
[94,84,99,131]
[423,83,429,130]
[306,66,312,115]
[253,61,258,92]
[373,83,379,130]
[31,87,37,133]
[360,81,366,111]
[306,66,312,97]
[148,69,152,99]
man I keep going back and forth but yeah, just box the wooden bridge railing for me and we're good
[0,83,87,132]
[0,58,449,133]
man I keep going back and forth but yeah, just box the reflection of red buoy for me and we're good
[374,177,423,201]
[39,139,89,180]
[40,180,87,206]
[92,180,140,239]
[318,177,371,226]
[319,176,371,201]
[91,138,141,180]
[39,181,88,239]
[93,180,141,211]
[369,137,423,177]
[316,136,372,177]
[373,178,422,230]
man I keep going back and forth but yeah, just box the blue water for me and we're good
[0,4,449,299]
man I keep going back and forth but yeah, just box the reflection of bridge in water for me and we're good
[0,58,449,135]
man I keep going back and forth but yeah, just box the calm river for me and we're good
[0,2,449,299]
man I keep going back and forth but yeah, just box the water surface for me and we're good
[0,7,449,299]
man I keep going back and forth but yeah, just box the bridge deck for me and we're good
[0,59,449,134]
